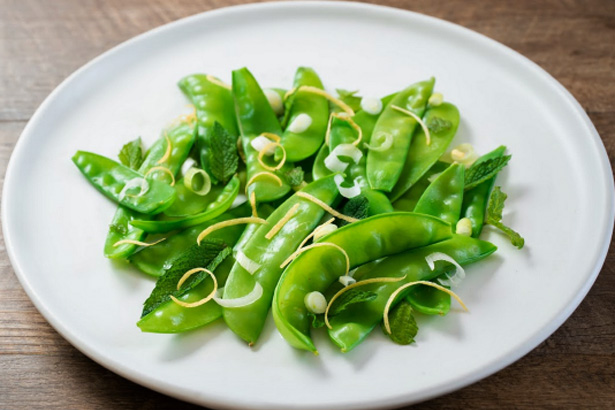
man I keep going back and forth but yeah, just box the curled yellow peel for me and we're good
[286,86,355,116]
[258,132,281,143]
[112,237,166,248]
[157,133,173,164]
[145,166,176,186]
[325,275,407,330]
[170,267,218,308]
[383,281,468,334]
[391,105,432,146]
[265,203,300,240]
[257,142,287,172]
[296,192,358,224]
[245,172,283,193]
[197,217,267,245]
[296,217,336,251]
[249,191,258,218]
[206,74,232,90]
[324,112,362,146]
[280,242,349,274]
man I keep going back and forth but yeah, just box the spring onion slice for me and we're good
[170,267,218,308]
[334,174,361,199]
[364,132,393,152]
[324,275,407,329]
[118,177,149,200]
[196,217,267,245]
[391,105,432,146]
[383,281,468,334]
[145,166,176,186]
[296,192,358,223]
[183,168,211,196]
[214,283,263,308]
[265,203,300,240]
[236,249,261,274]
[251,135,277,154]
[425,252,466,287]
[324,143,363,173]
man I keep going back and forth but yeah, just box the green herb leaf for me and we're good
[486,186,525,249]
[336,89,362,113]
[382,299,418,345]
[426,116,452,134]
[208,122,238,184]
[109,223,128,235]
[339,195,370,226]
[141,240,230,317]
[464,155,511,190]
[329,289,377,317]
[118,138,143,170]
[307,312,325,328]
[285,167,304,187]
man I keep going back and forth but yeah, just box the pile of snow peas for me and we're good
[72,67,523,353]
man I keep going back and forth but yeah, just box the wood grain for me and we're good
[1,0,614,408]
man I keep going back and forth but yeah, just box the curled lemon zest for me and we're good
[296,192,358,223]
[249,191,258,218]
[206,74,231,90]
[296,217,336,251]
[324,112,362,147]
[391,105,432,145]
[265,203,300,240]
[170,267,218,308]
[325,275,407,330]
[280,242,349,274]
[258,132,281,143]
[145,166,176,186]
[113,237,165,248]
[286,86,355,116]
[383,281,468,334]
[157,132,173,164]
[197,217,267,245]
[257,141,287,172]
[245,172,283,193]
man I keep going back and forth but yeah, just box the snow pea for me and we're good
[130,175,240,233]
[72,151,176,214]
[389,102,460,201]
[104,123,196,259]
[312,144,330,181]
[278,67,328,162]
[222,175,340,345]
[233,204,275,253]
[178,74,238,173]
[392,161,449,212]
[462,146,507,237]
[414,163,465,226]
[406,282,450,316]
[366,78,435,192]
[131,203,251,277]
[272,212,452,352]
[327,234,497,352]
[164,177,226,217]
[233,67,293,202]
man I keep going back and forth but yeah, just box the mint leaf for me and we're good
[118,138,143,170]
[426,116,452,134]
[141,240,230,317]
[285,167,304,187]
[464,155,511,190]
[208,122,238,184]
[486,186,525,249]
[109,223,127,235]
[336,89,362,112]
[383,299,418,345]
[339,195,370,226]
[307,312,325,328]
[329,289,377,316]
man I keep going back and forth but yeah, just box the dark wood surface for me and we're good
[1,0,614,408]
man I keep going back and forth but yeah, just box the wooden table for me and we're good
[1,0,614,408]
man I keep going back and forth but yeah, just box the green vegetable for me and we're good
[336,89,362,112]
[339,195,370,226]
[464,155,511,190]
[329,289,377,316]
[285,167,305,187]
[383,300,418,345]
[207,122,239,184]
[118,137,143,170]
[486,186,525,249]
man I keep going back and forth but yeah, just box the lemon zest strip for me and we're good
[170,268,218,308]
[286,86,355,116]
[257,141,287,172]
[245,172,283,193]
[280,242,349,275]
[197,217,267,245]
[249,191,258,218]
[265,203,300,240]
[258,132,281,143]
[296,192,358,224]
[157,132,173,164]
[391,105,432,146]
[113,237,166,248]
[296,217,336,251]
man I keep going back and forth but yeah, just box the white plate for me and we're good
[3,2,613,409]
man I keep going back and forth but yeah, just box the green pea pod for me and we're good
[104,122,196,259]
[164,177,225,217]
[178,74,238,174]
[462,146,507,236]
[72,151,176,214]
[222,176,340,345]
[389,102,460,201]
[406,283,451,315]
[392,161,449,212]
[278,67,328,162]
[137,253,236,333]
[414,163,465,226]
[312,144,330,181]
[233,67,292,202]
[366,78,435,192]
[233,204,275,253]
[272,212,452,353]
[130,175,240,233]
[131,203,251,277]
[327,234,497,352]
[263,87,287,119]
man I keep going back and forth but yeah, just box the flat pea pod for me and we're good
[278,67,328,162]
[104,122,196,259]
[462,146,507,237]
[392,161,449,212]
[164,177,224,217]
[72,151,176,214]
[406,283,451,315]
[233,204,275,253]
[312,144,330,181]
[414,163,465,226]
[327,234,497,352]
[272,212,452,352]
[366,78,435,192]
[178,74,238,173]
[137,253,236,333]
[233,67,292,202]
[222,176,340,344]
[130,175,240,233]
[389,102,460,201]
[130,203,251,277]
